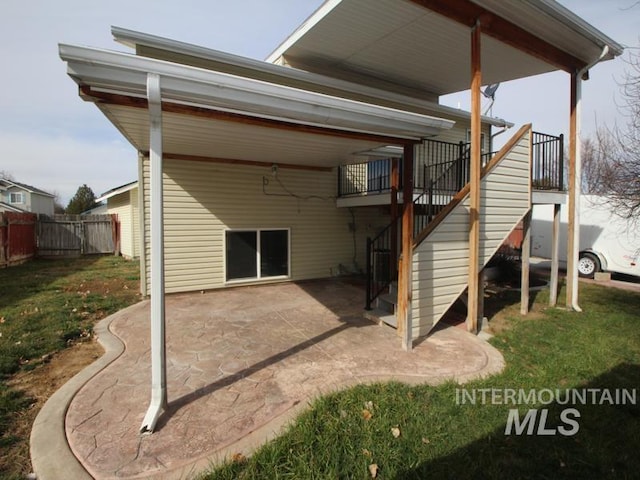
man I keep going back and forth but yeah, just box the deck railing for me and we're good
[339,131,565,198]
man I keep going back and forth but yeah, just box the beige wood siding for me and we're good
[142,158,390,294]
[108,192,134,258]
[130,187,141,258]
[411,128,531,338]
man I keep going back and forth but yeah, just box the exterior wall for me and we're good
[411,128,531,338]
[141,158,390,294]
[107,188,140,259]
[30,192,55,216]
[108,192,134,258]
[1,187,53,215]
[131,188,141,260]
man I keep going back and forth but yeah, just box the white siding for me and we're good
[30,193,54,216]
[142,158,390,294]
[411,128,531,338]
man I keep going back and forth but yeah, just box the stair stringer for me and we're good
[410,125,532,339]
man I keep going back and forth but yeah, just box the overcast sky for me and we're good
[0,1,637,204]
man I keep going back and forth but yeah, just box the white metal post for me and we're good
[140,73,167,434]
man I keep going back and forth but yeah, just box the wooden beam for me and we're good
[80,86,417,147]
[409,0,585,73]
[549,203,561,306]
[398,145,414,351]
[467,21,482,335]
[520,210,532,315]
[159,152,333,173]
[566,73,578,309]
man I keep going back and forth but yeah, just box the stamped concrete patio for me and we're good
[35,279,504,479]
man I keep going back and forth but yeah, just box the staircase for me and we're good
[365,125,536,338]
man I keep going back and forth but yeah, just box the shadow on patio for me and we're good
[61,278,504,479]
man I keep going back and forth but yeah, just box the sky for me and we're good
[0,1,637,205]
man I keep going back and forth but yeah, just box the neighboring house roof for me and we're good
[0,201,28,213]
[111,26,511,128]
[266,0,624,98]
[0,178,55,197]
[81,203,109,215]
[97,181,138,203]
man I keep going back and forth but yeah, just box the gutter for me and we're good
[59,44,454,140]
[568,45,610,313]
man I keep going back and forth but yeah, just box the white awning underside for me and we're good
[60,44,454,168]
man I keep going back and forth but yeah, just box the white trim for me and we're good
[265,0,342,64]
[224,228,291,284]
[9,192,25,204]
[59,44,453,140]
[97,181,138,202]
[111,26,510,128]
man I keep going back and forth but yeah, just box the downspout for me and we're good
[568,45,609,312]
[140,73,168,433]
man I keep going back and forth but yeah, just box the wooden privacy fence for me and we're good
[0,212,37,267]
[37,214,118,257]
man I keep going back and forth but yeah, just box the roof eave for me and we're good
[59,44,454,142]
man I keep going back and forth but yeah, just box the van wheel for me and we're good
[578,253,600,279]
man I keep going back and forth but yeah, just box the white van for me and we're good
[531,195,640,278]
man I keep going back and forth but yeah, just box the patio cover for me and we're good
[267,0,623,96]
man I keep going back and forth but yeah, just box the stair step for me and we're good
[378,293,397,306]
[365,309,398,328]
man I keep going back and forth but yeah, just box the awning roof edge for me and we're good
[59,44,454,142]
[97,181,138,202]
[111,26,510,128]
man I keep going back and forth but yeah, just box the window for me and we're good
[465,130,487,152]
[225,229,289,282]
[9,192,24,204]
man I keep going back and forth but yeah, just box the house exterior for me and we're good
[0,178,54,215]
[59,0,622,432]
[96,181,141,259]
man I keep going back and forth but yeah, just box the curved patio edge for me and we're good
[148,327,506,480]
[31,297,505,480]
[30,301,148,480]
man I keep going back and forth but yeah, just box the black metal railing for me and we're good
[363,131,565,309]
[365,216,400,310]
[532,132,564,191]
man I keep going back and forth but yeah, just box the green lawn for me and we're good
[203,283,640,480]
[0,256,140,479]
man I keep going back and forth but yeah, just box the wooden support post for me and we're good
[467,20,482,334]
[477,269,485,331]
[398,145,414,351]
[521,210,532,315]
[549,203,561,306]
[390,158,399,279]
[566,73,579,310]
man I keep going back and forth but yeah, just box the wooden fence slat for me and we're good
[0,212,37,267]
[36,214,116,257]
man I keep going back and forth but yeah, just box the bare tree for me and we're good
[585,44,640,220]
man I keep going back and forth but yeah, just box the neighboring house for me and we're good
[60,0,622,432]
[0,178,54,215]
[96,181,140,259]
[81,203,108,215]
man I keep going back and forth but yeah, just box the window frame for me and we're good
[9,192,25,204]
[224,228,291,284]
